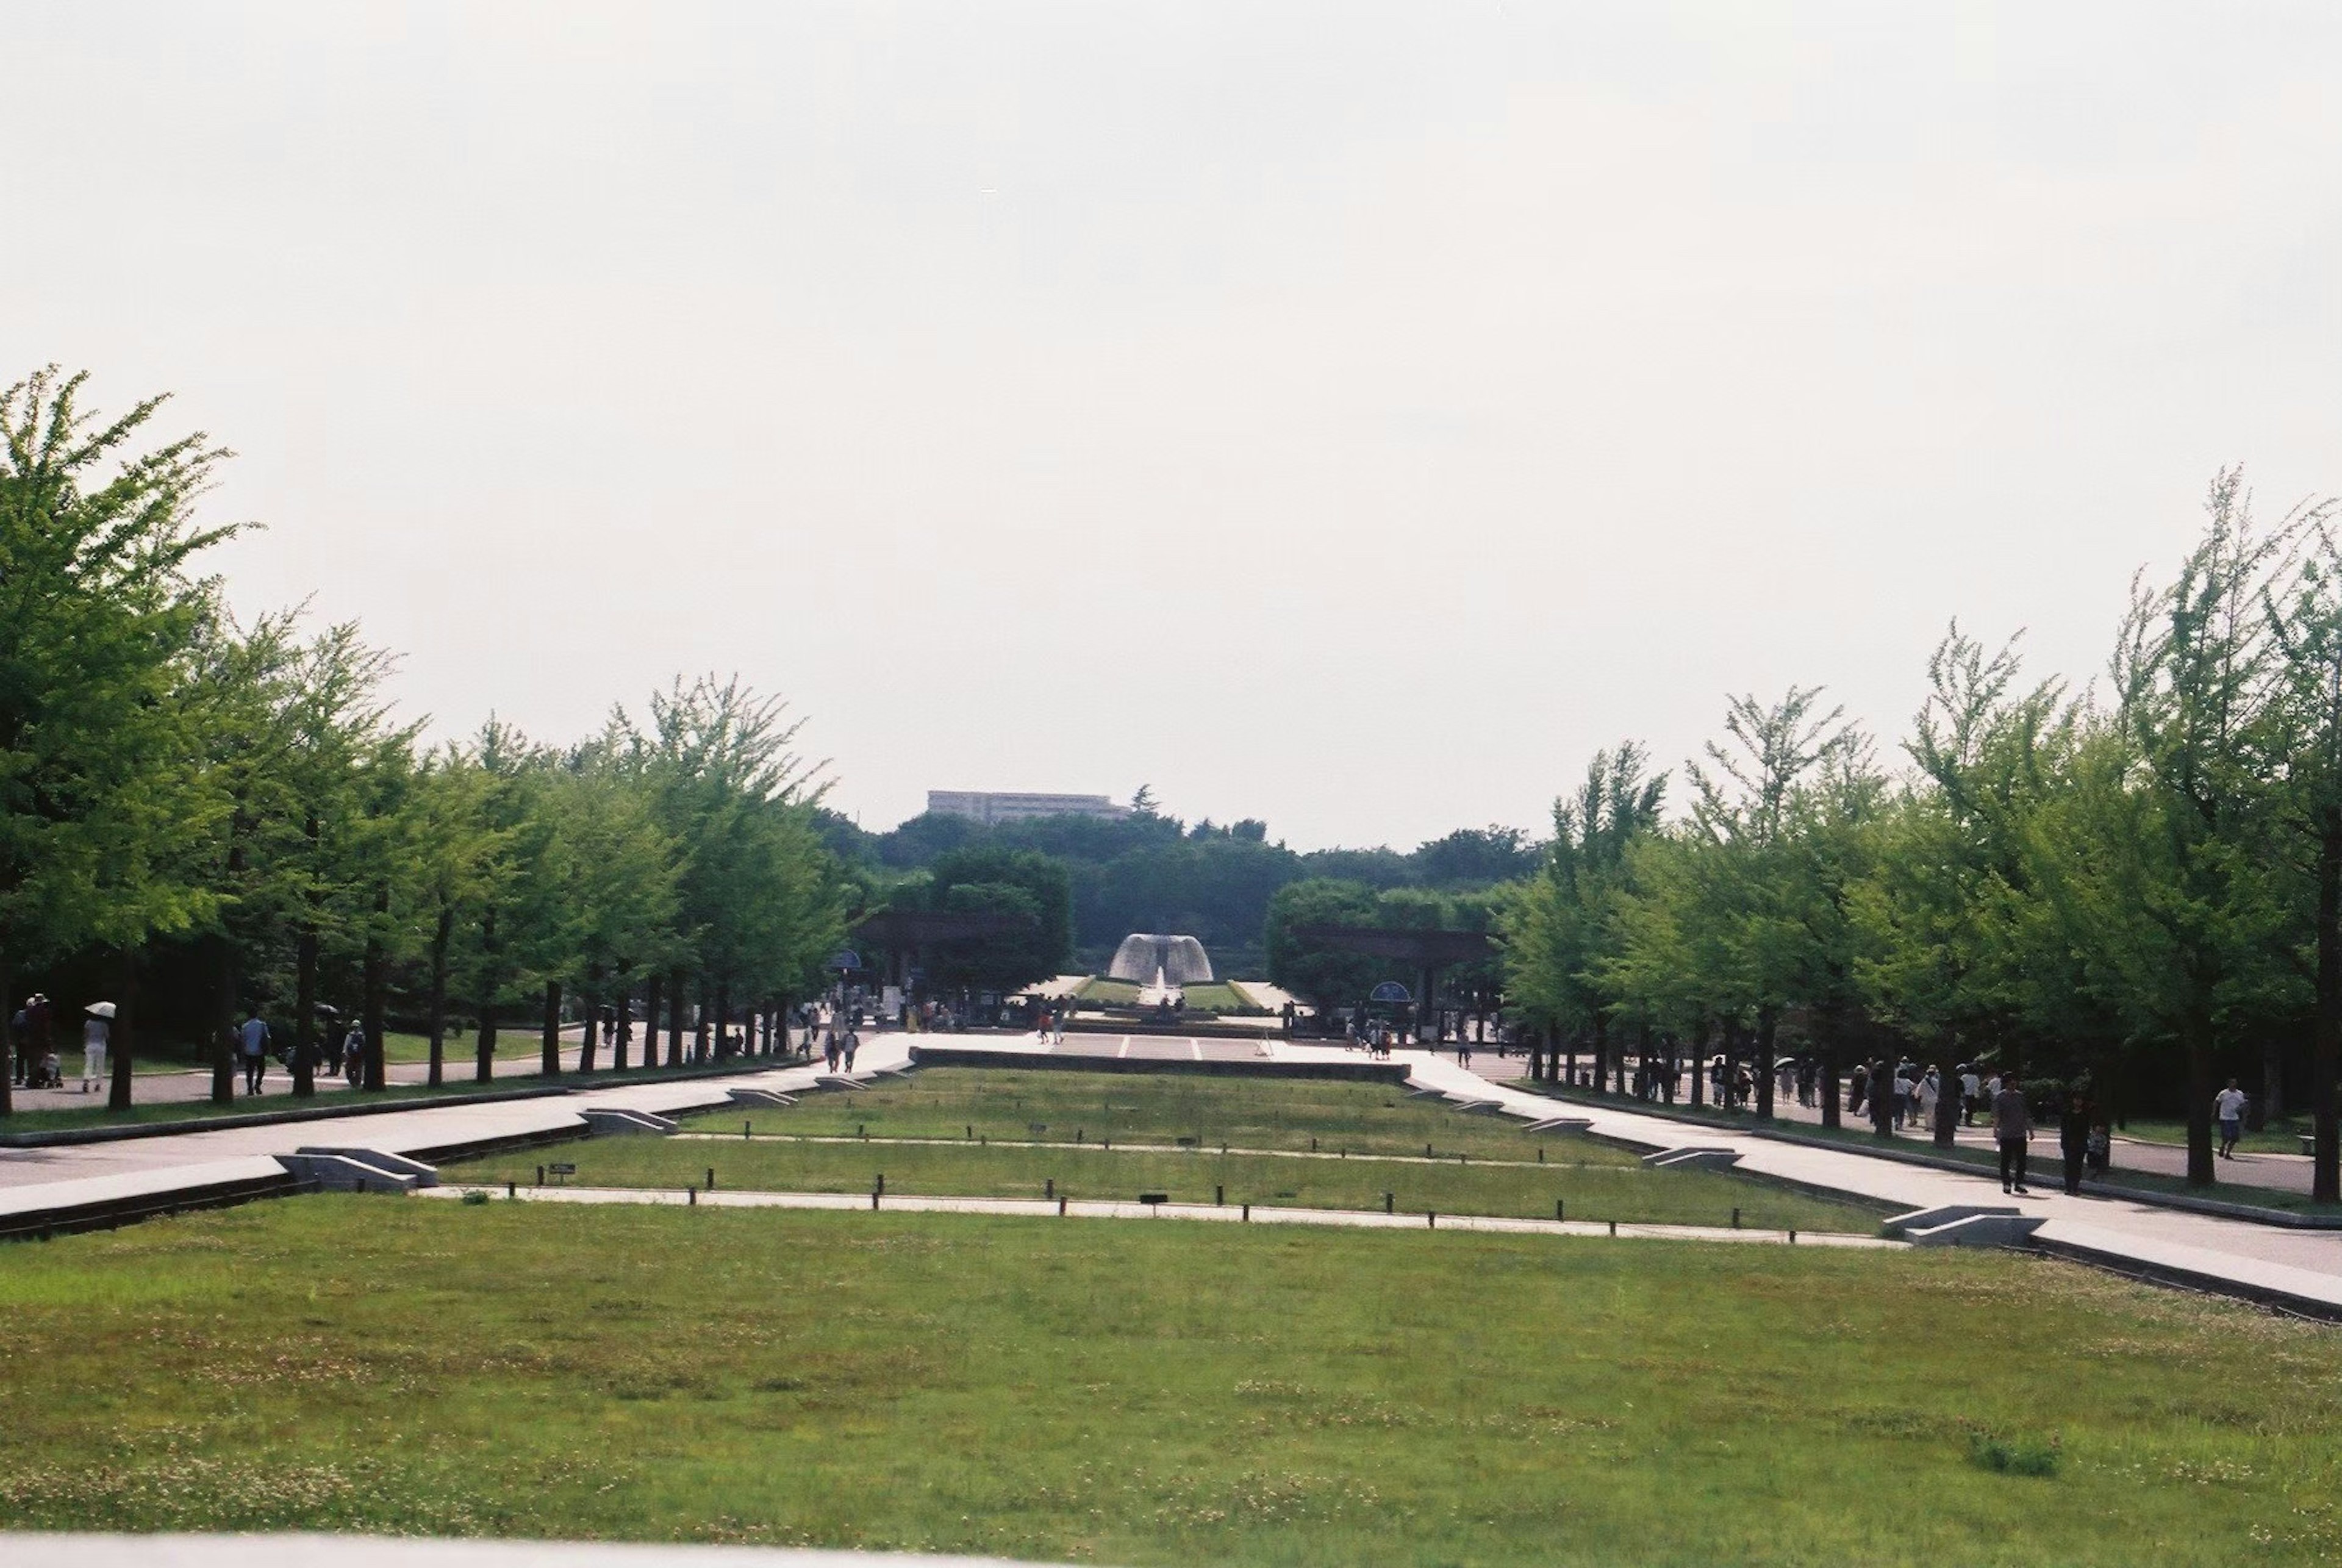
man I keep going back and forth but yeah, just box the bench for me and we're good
[1138,1192,1169,1207]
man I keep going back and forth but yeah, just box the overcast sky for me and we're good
[7,3,2337,850]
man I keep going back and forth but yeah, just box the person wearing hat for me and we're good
[81,1006,110,1094]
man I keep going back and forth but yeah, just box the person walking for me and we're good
[2215,1078,2248,1159]
[1848,1061,1870,1119]
[2060,1090,2093,1195]
[1960,1065,1981,1127]
[80,1009,109,1094]
[1993,1072,2033,1194]
[842,1025,859,1074]
[240,1012,270,1095]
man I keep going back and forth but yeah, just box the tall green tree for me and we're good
[1,368,237,1114]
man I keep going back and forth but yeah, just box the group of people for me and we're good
[8,993,110,1094]
[819,1020,860,1073]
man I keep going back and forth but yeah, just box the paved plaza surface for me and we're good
[4,1029,2339,1315]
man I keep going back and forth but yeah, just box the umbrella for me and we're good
[84,1001,116,1020]
[312,1003,342,1019]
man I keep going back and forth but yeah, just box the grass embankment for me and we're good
[3,1199,2339,1564]
[1072,978,1257,1012]
[1511,1080,2342,1218]
[462,1137,1875,1232]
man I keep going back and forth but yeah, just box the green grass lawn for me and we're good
[2119,1115,2310,1156]
[714,1067,1563,1161]
[457,1136,1877,1232]
[2,1198,2338,1564]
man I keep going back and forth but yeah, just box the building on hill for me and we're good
[927,790,1131,826]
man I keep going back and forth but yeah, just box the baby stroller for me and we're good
[30,1051,64,1089]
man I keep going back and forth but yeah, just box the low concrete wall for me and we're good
[908,1045,1410,1085]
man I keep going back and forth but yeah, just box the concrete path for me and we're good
[422,1180,1900,1248]
[0,1040,905,1201]
[1444,1051,2321,1194]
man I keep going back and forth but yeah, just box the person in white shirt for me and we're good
[81,1013,109,1094]
[2215,1079,2249,1159]
[1960,1069,1982,1126]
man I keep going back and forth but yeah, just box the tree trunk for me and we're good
[1933,1042,1958,1149]
[695,984,711,1064]
[209,932,238,1105]
[580,962,603,1074]
[1722,1016,1745,1111]
[2316,805,2342,1203]
[107,947,138,1111]
[715,981,731,1060]
[1817,1006,1841,1129]
[613,978,631,1072]
[668,968,686,1067]
[476,907,499,1083]
[642,973,662,1073]
[542,981,563,1078]
[2185,1011,2217,1187]
[1591,1014,1608,1096]
[1690,1018,1709,1108]
[2256,1036,2281,1129]
[1755,1004,1777,1120]
[362,884,389,1091]
[293,925,318,1097]
[0,949,12,1116]
[426,903,453,1088]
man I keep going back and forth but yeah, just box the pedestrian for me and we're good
[9,998,26,1086]
[1848,1061,1869,1119]
[2086,1120,2110,1177]
[1960,1065,1981,1127]
[1993,1072,2033,1195]
[240,1012,270,1094]
[1872,1059,1896,1138]
[1914,1068,1940,1133]
[342,1022,365,1083]
[843,1026,859,1073]
[1891,1065,1911,1129]
[81,1009,109,1094]
[2215,1078,2248,1159]
[2060,1090,2092,1195]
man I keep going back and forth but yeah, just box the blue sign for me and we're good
[1369,981,1411,1003]
[828,949,862,972]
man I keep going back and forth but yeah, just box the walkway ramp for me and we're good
[1641,1146,1744,1171]
[582,1108,678,1136]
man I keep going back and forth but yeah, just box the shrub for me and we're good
[1968,1431,2060,1477]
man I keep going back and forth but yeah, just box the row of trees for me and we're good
[1,368,850,1114]
[1501,472,2342,1195]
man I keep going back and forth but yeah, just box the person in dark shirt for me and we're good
[1993,1073,2033,1194]
[2059,1090,2093,1196]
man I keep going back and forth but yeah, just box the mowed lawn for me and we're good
[462,1137,1878,1233]
[692,1067,1574,1160]
[2,1199,2339,1565]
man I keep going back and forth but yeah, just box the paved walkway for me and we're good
[5,1029,2339,1315]
[1444,1051,2322,1193]
[422,1181,1900,1248]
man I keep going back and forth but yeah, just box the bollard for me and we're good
[1077,1128,1083,1142]
[744,1120,751,1140]
[689,1186,698,1206]
[1242,1203,1250,1222]
[1311,1136,1317,1151]
[1424,1143,1432,1158]
[1459,1153,1466,1165]
[1538,1146,1545,1162]
[507,1181,517,1199]
[1105,1139,1111,1151]
[871,1187,880,1210]
[1216,1184,1224,1206]
[967,1124,973,1140]
[707,1167,716,1191]
[1058,1195,1067,1217]
[1608,1219,1616,1236]
[1428,1211,1436,1229]
[1340,1147,1346,1159]
[859,1123,865,1139]
[535,1164,545,1186]
[876,1173,885,1195]
[1384,1192,1394,1215]
[1045,1178,1054,1200]
[1732,1206,1741,1229]
[1555,1199,1564,1222]
[1788,1228,1797,1245]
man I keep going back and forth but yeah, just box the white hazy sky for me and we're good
[7,3,2338,850]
